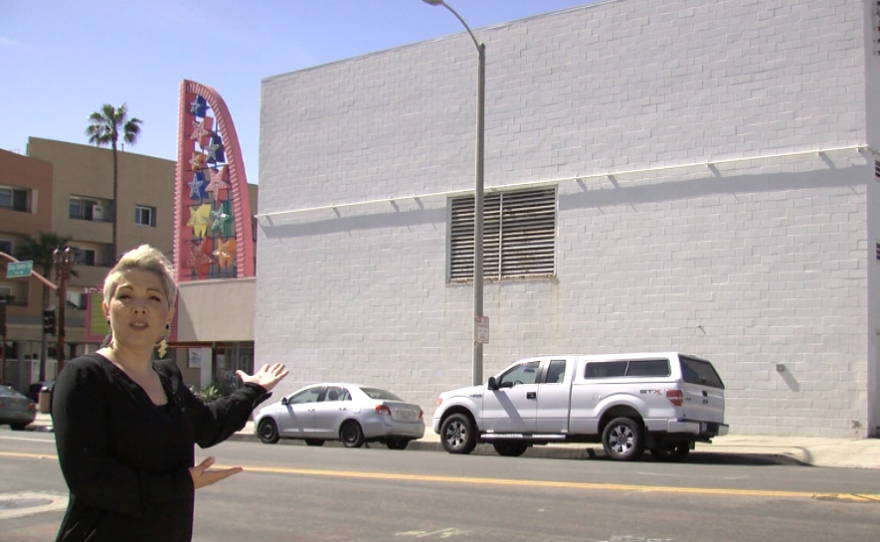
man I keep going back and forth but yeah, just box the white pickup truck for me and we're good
[433,352,728,461]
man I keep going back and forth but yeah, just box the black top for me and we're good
[51,353,269,542]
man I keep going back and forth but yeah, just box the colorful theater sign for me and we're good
[173,79,254,282]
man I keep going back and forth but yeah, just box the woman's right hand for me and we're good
[189,456,243,489]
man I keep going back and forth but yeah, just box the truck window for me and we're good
[679,355,725,389]
[499,361,540,387]
[544,360,567,384]
[625,359,669,377]
[584,360,627,378]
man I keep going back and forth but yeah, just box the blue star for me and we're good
[188,172,206,200]
[189,95,208,117]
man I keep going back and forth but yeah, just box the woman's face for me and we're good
[103,269,173,351]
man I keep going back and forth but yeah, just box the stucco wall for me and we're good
[258,0,875,437]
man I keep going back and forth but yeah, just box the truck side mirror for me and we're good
[487,376,498,390]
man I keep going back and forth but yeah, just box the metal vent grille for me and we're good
[876,242,880,261]
[449,187,556,281]
[875,160,880,180]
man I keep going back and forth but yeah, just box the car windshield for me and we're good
[1,386,22,397]
[360,387,402,401]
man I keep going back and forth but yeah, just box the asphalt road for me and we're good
[1,432,879,542]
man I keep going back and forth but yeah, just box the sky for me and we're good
[1,0,595,183]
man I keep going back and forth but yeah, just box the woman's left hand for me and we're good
[236,363,289,392]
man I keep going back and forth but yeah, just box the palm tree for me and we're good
[86,103,142,263]
[15,233,73,381]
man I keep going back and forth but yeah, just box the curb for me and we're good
[225,432,807,466]
[16,421,814,467]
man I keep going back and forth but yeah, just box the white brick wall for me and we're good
[258,0,877,437]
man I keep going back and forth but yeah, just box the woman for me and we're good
[51,245,288,542]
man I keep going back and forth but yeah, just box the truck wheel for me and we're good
[650,443,690,462]
[440,413,477,454]
[493,441,529,457]
[258,419,280,444]
[602,417,645,461]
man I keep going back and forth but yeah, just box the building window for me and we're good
[0,186,30,212]
[0,239,12,256]
[66,292,87,310]
[69,196,107,222]
[135,205,156,227]
[449,187,556,281]
[72,248,96,266]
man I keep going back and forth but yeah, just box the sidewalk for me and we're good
[23,413,880,469]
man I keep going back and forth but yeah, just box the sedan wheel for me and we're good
[440,413,476,454]
[601,417,644,461]
[258,419,280,444]
[340,421,365,448]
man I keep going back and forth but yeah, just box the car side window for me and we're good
[585,361,627,378]
[322,386,344,402]
[499,361,540,387]
[339,389,352,401]
[289,387,322,404]
[544,360,567,384]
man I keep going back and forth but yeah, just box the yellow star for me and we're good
[213,240,235,268]
[189,152,207,172]
[185,205,211,238]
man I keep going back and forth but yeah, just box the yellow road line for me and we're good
[3,451,872,502]
[236,465,825,500]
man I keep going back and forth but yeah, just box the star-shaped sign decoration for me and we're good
[190,117,213,145]
[185,204,212,238]
[189,151,207,172]
[187,238,214,269]
[189,95,208,117]
[211,208,230,233]
[213,239,235,268]
[204,165,230,199]
[204,134,225,164]
[187,172,207,200]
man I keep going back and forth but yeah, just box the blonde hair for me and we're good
[102,245,177,310]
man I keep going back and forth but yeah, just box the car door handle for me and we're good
[338,407,347,411]
[526,391,537,399]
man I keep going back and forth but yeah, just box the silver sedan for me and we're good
[0,385,37,430]
[254,383,425,449]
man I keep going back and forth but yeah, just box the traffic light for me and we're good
[42,308,56,335]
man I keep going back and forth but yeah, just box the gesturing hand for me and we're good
[236,363,289,392]
[189,456,242,490]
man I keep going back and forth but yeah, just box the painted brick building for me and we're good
[256,0,880,437]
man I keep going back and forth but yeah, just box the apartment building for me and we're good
[0,148,53,385]
[0,136,259,391]
[0,138,175,387]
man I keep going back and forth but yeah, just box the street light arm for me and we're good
[423,0,483,54]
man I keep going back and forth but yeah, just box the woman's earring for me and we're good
[157,324,169,358]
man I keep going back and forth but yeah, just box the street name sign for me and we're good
[6,260,33,278]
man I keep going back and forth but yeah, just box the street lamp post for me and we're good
[53,246,73,374]
[422,0,486,386]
